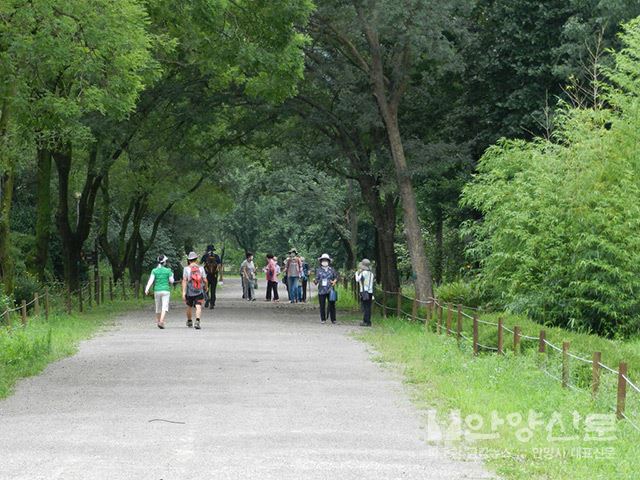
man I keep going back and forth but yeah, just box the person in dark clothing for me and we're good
[201,244,222,309]
[300,257,309,302]
[265,254,280,302]
[314,253,338,324]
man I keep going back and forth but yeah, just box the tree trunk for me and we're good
[355,9,434,301]
[358,174,400,293]
[377,104,433,300]
[54,145,80,290]
[34,148,52,281]
[0,168,15,293]
[0,86,15,293]
[433,206,444,285]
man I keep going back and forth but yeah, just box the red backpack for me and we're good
[189,265,203,292]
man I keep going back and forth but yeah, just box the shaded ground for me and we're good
[0,279,494,479]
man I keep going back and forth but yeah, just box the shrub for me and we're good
[461,19,640,337]
[435,280,484,307]
[12,272,40,310]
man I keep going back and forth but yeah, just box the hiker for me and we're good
[314,253,338,324]
[265,254,280,302]
[355,259,375,327]
[201,244,222,309]
[241,252,257,301]
[144,254,175,329]
[284,248,302,304]
[182,251,208,329]
[300,256,309,302]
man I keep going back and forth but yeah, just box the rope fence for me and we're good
[372,287,640,432]
[0,275,142,328]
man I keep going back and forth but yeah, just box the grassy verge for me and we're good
[354,315,640,479]
[0,296,146,399]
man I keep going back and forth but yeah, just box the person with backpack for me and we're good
[314,253,338,324]
[201,244,222,309]
[355,259,375,327]
[182,251,208,329]
[284,248,302,304]
[144,254,175,329]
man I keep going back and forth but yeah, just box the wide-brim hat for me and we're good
[157,254,169,264]
[360,258,371,268]
[318,253,332,262]
[187,251,198,261]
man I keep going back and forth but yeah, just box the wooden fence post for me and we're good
[538,330,546,353]
[396,291,401,318]
[412,296,417,320]
[109,277,114,301]
[87,283,92,308]
[21,300,27,326]
[95,275,100,305]
[100,276,105,304]
[121,280,127,300]
[513,326,521,354]
[34,293,40,317]
[446,303,452,336]
[436,304,442,334]
[78,286,84,313]
[45,287,50,320]
[382,291,387,318]
[617,362,628,420]
[456,305,462,343]
[562,341,570,388]
[497,318,504,355]
[592,351,601,398]
[472,315,479,356]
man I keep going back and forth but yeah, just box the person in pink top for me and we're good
[265,254,280,302]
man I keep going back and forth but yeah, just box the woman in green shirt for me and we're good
[144,255,175,329]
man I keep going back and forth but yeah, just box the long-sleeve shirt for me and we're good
[315,266,338,295]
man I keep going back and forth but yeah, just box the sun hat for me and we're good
[187,251,198,261]
[157,254,169,264]
[360,258,371,269]
[288,248,298,254]
[318,253,332,262]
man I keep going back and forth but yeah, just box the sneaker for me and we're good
[359,322,371,327]
[205,300,210,308]
[187,319,193,328]
[321,320,326,324]
[331,320,337,324]
[157,323,165,329]
[194,319,201,330]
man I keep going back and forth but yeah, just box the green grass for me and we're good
[0,296,146,399]
[355,316,640,480]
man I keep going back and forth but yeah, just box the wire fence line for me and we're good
[1,276,141,329]
[373,287,640,431]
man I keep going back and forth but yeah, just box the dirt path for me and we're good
[0,278,494,479]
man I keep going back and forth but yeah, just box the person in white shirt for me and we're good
[355,259,375,327]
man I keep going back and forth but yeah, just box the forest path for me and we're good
[0,278,494,479]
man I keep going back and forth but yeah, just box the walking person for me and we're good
[201,244,222,309]
[284,248,302,303]
[144,254,175,329]
[265,254,280,302]
[300,256,309,302]
[182,251,208,330]
[355,259,375,327]
[314,253,338,324]
[241,252,257,301]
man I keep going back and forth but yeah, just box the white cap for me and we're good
[318,253,332,262]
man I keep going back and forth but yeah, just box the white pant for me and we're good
[154,291,170,313]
